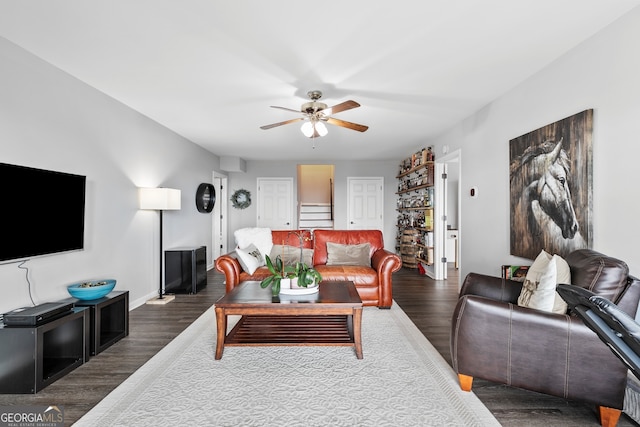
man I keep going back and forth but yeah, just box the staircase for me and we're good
[298,203,334,230]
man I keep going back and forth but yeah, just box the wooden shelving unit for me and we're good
[396,148,436,269]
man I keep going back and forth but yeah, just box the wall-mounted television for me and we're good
[0,163,86,263]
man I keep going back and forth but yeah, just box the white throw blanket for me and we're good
[234,227,273,258]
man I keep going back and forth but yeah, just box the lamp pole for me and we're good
[158,209,164,299]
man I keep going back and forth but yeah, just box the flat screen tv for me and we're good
[0,162,86,263]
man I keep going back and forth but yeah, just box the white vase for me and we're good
[280,278,291,289]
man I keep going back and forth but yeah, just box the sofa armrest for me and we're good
[459,272,523,303]
[451,295,628,409]
[371,249,402,308]
[214,254,242,292]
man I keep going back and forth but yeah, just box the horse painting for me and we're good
[510,138,587,259]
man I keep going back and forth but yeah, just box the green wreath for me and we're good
[231,189,251,209]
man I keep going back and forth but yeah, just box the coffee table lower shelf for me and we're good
[226,315,354,346]
[214,281,363,360]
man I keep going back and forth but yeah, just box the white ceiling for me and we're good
[1,1,638,161]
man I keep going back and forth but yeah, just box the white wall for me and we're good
[225,159,399,253]
[0,37,220,312]
[298,164,334,204]
[428,7,640,282]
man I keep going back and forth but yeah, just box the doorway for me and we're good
[438,150,461,282]
[297,165,334,230]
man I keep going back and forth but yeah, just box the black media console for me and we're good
[0,307,89,393]
[62,290,129,356]
[0,290,129,393]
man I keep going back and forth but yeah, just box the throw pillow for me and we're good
[518,256,557,312]
[517,249,569,314]
[551,254,570,314]
[235,243,264,275]
[234,227,273,260]
[326,242,371,267]
[270,245,313,266]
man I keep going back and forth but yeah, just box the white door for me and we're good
[437,163,448,280]
[257,178,294,229]
[347,177,384,230]
[212,173,228,261]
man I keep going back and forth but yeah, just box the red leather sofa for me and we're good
[214,229,402,308]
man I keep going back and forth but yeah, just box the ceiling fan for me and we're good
[260,90,368,139]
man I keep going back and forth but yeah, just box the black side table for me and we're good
[0,307,89,393]
[63,290,129,356]
[165,246,207,294]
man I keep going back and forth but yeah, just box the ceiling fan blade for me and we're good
[326,117,368,132]
[324,100,360,115]
[270,105,302,114]
[260,117,304,130]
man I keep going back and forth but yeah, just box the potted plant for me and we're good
[293,261,322,288]
[260,255,295,295]
[260,255,322,295]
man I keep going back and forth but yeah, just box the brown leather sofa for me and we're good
[214,229,402,308]
[450,249,640,427]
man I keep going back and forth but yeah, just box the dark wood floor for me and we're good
[0,267,637,426]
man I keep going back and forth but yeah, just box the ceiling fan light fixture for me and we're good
[300,121,328,138]
[262,90,367,138]
[300,122,315,138]
[315,121,328,136]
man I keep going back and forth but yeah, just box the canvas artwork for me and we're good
[509,109,593,260]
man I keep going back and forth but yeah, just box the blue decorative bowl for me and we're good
[67,279,116,300]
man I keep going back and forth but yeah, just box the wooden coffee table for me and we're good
[214,281,363,360]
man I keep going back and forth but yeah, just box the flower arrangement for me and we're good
[260,231,322,296]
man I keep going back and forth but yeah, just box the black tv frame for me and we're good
[0,162,86,263]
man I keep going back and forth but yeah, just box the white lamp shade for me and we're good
[139,188,181,210]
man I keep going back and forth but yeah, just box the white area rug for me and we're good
[75,303,500,426]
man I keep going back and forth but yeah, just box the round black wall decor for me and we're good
[195,183,216,213]
[231,189,251,209]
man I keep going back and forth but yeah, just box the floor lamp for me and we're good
[139,187,181,305]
